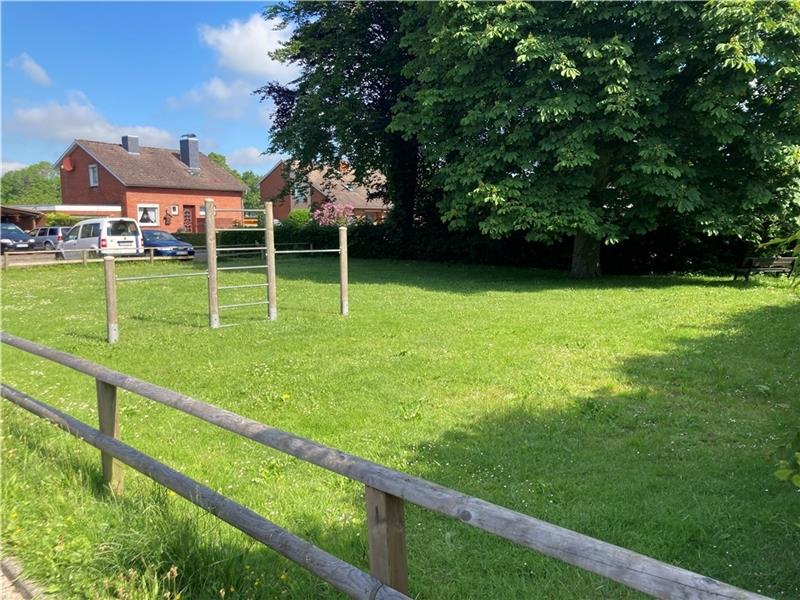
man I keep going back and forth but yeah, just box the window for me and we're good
[292,183,309,204]
[79,223,100,239]
[136,204,160,226]
[88,164,99,187]
[64,227,78,242]
[107,220,138,237]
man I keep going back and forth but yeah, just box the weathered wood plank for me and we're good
[96,379,123,494]
[1,383,410,600]
[265,201,278,321]
[366,486,408,594]
[204,199,220,328]
[0,332,769,600]
[103,257,119,344]
[339,226,349,316]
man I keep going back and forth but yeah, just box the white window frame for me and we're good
[88,164,99,187]
[136,204,160,227]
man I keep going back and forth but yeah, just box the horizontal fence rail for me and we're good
[0,384,409,600]
[0,331,767,600]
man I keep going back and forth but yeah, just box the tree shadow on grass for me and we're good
[401,301,800,599]
[270,257,773,296]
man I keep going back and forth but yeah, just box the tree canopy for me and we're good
[0,162,61,206]
[392,1,800,276]
[257,1,422,240]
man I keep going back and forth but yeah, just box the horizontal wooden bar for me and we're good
[219,301,269,309]
[117,271,208,282]
[0,384,409,600]
[215,208,266,213]
[0,332,767,600]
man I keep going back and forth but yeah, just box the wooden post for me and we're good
[339,226,349,316]
[205,199,220,329]
[365,486,408,594]
[96,379,123,494]
[148,247,155,264]
[82,249,88,265]
[103,257,119,344]
[1,252,8,271]
[265,201,277,321]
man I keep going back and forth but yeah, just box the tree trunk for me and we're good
[385,134,418,257]
[571,232,602,278]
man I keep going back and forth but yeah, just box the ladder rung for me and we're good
[219,301,270,309]
[219,283,269,290]
[217,265,267,271]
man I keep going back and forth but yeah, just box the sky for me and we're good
[1,1,296,176]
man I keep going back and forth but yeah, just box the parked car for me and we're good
[1,222,36,253]
[59,218,144,260]
[142,230,195,257]
[31,226,70,250]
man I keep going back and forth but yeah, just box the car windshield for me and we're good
[1,223,27,235]
[106,221,138,237]
[143,231,176,242]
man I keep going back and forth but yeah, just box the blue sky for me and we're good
[1,1,294,175]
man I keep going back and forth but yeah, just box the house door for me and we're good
[183,206,196,232]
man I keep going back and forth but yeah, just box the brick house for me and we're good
[55,134,246,233]
[259,160,390,222]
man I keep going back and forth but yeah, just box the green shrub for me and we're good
[45,212,82,226]
[284,209,311,228]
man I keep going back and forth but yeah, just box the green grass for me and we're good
[1,257,798,599]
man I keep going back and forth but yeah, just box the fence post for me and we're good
[96,379,123,494]
[265,201,278,321]
[148,247,155,264]
[103,257,119,344]
[205,199,220,329]
[339,226,349,316]
[365,486,408,594]
[1,252,8,271]
[82,249,88,265]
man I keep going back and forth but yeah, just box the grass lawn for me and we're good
[1,257,798,599]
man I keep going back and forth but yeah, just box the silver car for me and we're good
[31,226,70,250]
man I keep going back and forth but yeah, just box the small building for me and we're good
[260,160,390,223]
[55,134,246,233]
[0,205,44,230]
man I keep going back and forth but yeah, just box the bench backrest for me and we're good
[744,256,796,269]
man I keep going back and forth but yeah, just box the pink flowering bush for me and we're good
[312,202,354,227]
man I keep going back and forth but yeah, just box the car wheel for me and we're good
[44,241,55,250]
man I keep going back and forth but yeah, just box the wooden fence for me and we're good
[0,331,769,600]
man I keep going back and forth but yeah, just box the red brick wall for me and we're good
[60,146,126,205]
[259,164,291,219]
[124,188,243,233]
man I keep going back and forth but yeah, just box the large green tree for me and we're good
[208,152,262,209]
[392,1,800,276]
[256,1,421,242]
[0,162,61,206]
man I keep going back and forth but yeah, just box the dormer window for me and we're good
[88,164,99,187]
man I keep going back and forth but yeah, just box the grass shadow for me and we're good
[402,301,800,598]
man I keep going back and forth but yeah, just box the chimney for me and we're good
[121,135,139,154]
[179,134,200,171]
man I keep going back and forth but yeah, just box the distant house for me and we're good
[52,134,246,232]
[259,160,390,223]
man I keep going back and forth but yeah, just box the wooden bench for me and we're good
[733,256,796,281]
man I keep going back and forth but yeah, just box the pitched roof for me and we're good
[265,160,390,210]
[65,140,247,193]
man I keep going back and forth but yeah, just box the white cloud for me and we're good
[229,147,284,173]
[7,91,173,147]
[167,77,255,118]
[7,53,52,86]
[199,14,297,82]
[1,161,28,175]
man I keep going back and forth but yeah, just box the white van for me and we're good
[59,218,144,260]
